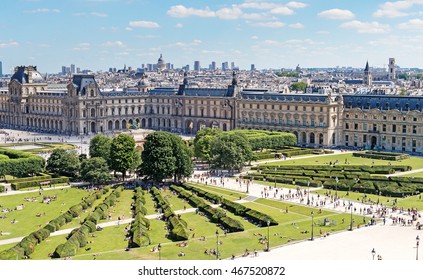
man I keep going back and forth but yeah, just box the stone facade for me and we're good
[1,66,423,154]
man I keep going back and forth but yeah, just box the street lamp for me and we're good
[274,167,277,189]
[371,248,376,260]
[335,177,339,197]
[307,181,310,205]
[311,211,314,241]
[416,235,420,260]
[349,202,353,231]
[158,243,162,260]
[266,220,270,252]
[216,230,219,260]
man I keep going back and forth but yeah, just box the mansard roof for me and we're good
[240,91,329,103]
[72,75,101,96]
[343,94,423,112]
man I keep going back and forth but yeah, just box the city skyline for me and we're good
[1,0,423,73]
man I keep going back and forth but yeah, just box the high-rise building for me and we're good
[185,64,190,71]
[61,66,67,75]
[222,62,229,71]
[70,64,75,74]
[250,64,255,71]
[211,61,216,71]
[388,58,396,80]
[231,62,235,70]
[194,61,200,71]
[0,61,3,77]
[76,67,80,74]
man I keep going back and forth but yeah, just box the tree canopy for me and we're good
[141,131,193,182]
[80,157,112,185]
[290,81,307,92]
[109,134,137,180]
[210,133,253,172]
[193,128,222,161]
[89,134,112,163]
[46,148,80,177]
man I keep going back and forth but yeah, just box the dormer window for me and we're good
[90,89,95,97]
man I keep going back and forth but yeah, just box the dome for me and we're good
[158,54,164,63]
[10,66,44,84]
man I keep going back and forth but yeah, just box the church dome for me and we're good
[10,66,44,84]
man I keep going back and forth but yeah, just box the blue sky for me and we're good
[1,0,423,73]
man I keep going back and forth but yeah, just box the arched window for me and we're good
[90,89,95,97]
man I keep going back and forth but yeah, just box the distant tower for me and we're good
[363,61,372,86]
[0,61,3,77]
[157,54,166,71]
[388,58,396,80]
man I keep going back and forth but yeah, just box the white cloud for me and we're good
[270,6,294,15]
[251,35,259,40]
[102,41,126,48]
[373,1,413,18]
[201,50,225,54]
[252,21,285,28]
[341,20,390,34]
[318,9,355,20]
[25,8,60,13]
[175,23,183,28]
[216,7,243,20]
[237,2,282,10]
[316,30,330,35]
[398,18,423,30]
[90,12,107,17]
[73,43,90,51]
[286,2,307,9]
[125,27,133,31]
[173,39,202,47]
[167,5,215,18]
[289,23,304,28]
[129,21,160,28]
[0,41,19,48]
[117,52,129,56]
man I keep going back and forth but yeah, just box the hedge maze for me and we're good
[129,187,151,248]
[246,164,423,197]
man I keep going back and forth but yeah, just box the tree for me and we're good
[89,134,112,163]
[46,149,80,177]
[290,82,307,92]
[193,128,222,161]
[171,138,193,182]
[80,157,112,185]
[141,132,193,182]
[210,134,253,173]
[109,134,136,180]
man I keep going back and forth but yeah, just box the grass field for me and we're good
[0,185,363,260]
[263,153,423,170]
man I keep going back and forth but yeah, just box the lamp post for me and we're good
[266,220,270,252]
[274,167,277,189]
[372,248,376,260]
[307,181,310,205]
[311,211,314,241]
[158,243,162,260]
[335,177,339,197]
[417,235,420,260]
[216,230,219,260]
[349,202,353,231]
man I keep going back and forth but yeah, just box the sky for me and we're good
[1,0,423,73]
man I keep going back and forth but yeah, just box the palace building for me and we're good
[1,65,423,154]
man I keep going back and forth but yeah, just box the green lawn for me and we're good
[187,182,248,201]
[263,153,423,170]
[0,188,88,240]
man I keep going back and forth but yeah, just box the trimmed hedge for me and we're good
[0,148,45,178]
[6,173,52,184]
[130,187,152,248]
[11,176,69,190]
[0,188,107,260]
[353,151,410,161]
[53,187,122,258]
[151,187,189,241]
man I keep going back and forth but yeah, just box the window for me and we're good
[392,124,396,133]
[383,115,387,120]
[354,123,358,130]
[413,125,417,134]
[363,123,367,130]
[393,116,396,121]
[403,125,407,133]
[345,123,349,129]
[392,137,396,144]
[295,106,298,111]
[345,135,349,142]
[363,135,367,143]
[287,105,290,110]
[414,117,417,122]
[311,107,314,112]
[320,107,323,112]
[383,124,386,132]
[373,124,377,131]
[303,106,306,111]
